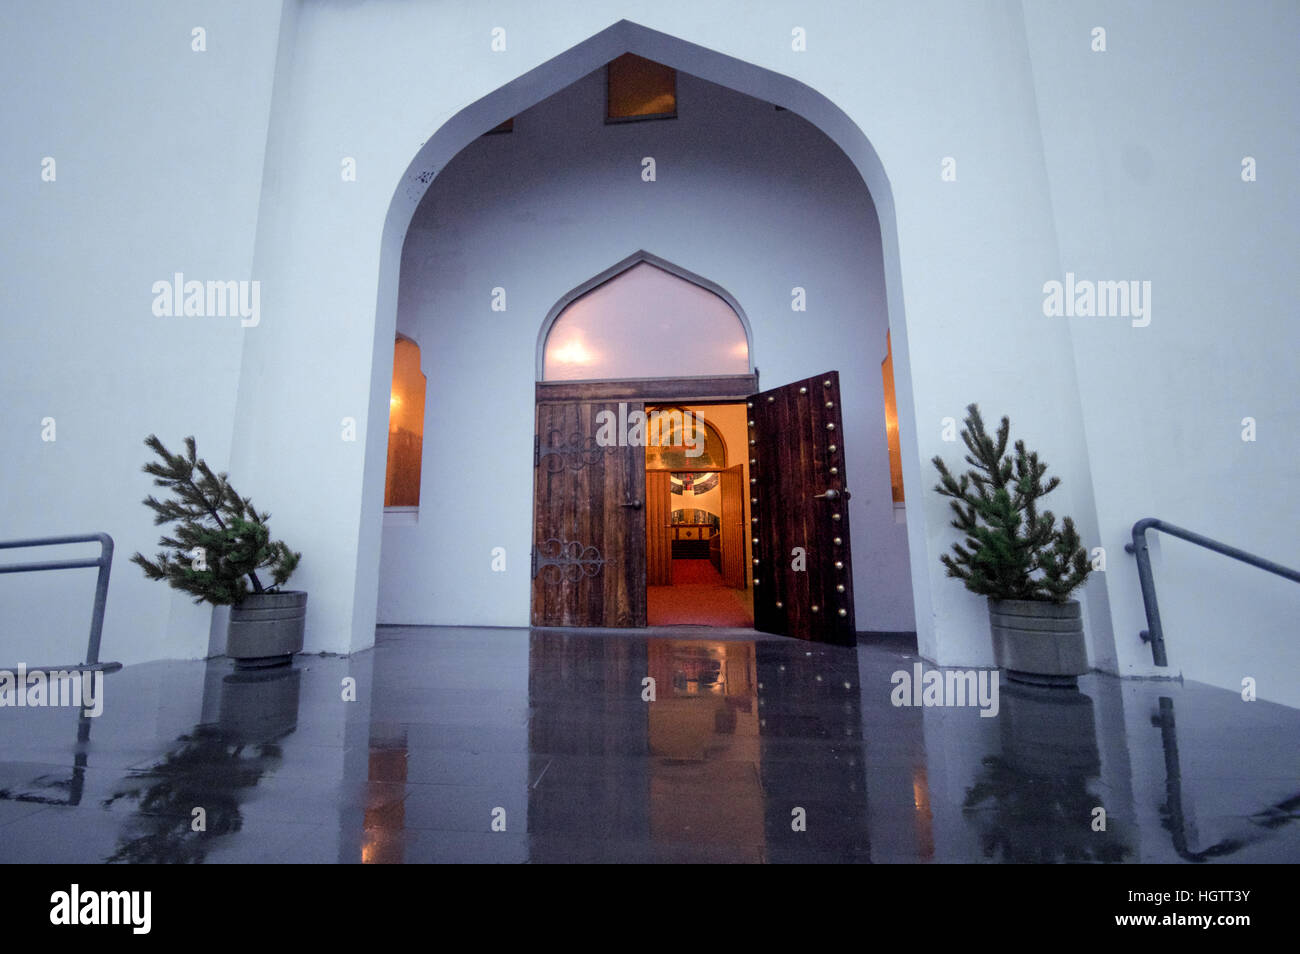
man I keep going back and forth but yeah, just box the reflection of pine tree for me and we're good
[963,756,1131,863]
[101,725,283,864]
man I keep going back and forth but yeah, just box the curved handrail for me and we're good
[1124,518,1300,666]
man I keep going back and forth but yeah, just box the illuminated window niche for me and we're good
[881,330,904,505]
[607,53,677,122]
[385,336,426,508]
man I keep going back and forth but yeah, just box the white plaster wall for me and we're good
[1023,0,1300,704]
[0,1,283,666]
[377,68,915,632]
[2,1,1293,708]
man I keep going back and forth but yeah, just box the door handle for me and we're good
[621,500,643,509]
[813,489,851,501]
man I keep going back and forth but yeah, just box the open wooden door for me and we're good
[645,470,672,586]
[719,465,746,588]
[532,401,647,627]
[749,371,856,644]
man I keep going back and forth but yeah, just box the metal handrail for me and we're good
[1125,518,1300,667]
[0,533,120,672]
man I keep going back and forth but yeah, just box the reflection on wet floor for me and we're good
[0,626,1296,863]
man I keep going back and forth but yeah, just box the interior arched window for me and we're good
[542,262,749,381]
[385,336,426,508]
[645,407,727,470]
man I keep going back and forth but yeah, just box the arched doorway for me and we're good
[529,253,863,642]
[533,253,758,629]
[371,21,921,648]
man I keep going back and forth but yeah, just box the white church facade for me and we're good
[3,1,1297,707]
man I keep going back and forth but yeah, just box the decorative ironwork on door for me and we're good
[536,429,612,474]
[532,537,607,582]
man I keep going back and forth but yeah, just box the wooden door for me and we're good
[749,371,856,644]
[646,470,672,586]
[719,465,746,588]
[532,401,647,627]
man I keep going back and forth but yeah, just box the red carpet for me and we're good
[647,559,753,627]
[670,559,725,585]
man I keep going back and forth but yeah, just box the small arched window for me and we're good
[385,336,426,508]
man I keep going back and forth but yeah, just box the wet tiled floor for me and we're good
[1,625,1297,863]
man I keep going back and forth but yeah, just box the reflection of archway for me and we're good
[366,19,924,645]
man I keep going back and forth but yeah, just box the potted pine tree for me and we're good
[131,435,305,669]
[932,405,1092,686]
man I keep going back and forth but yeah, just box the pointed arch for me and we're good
[359,18,931,655]
[536,251,754,382]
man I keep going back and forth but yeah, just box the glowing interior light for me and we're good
[551,339,595,366]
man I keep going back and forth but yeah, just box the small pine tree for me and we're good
[130,435,300,605]
[932,405,1090,603]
